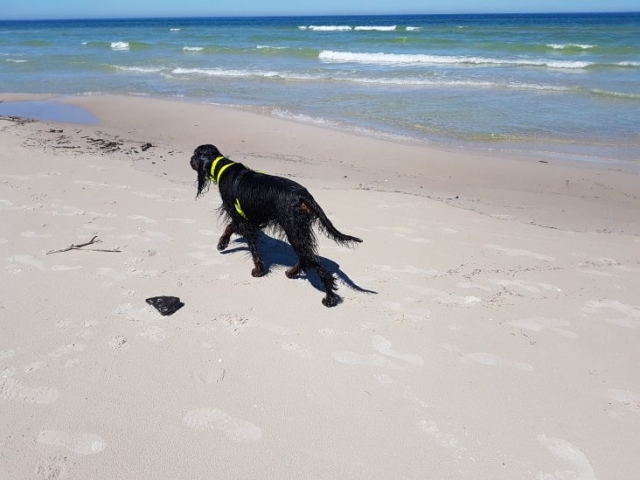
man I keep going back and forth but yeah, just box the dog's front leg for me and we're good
[285,263,301,278]
[217,223,234,251]
[245,230,266,277]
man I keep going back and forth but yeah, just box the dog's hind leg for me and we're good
[314,261,341,307]
[287,236,340,307]
[217,223,234,251]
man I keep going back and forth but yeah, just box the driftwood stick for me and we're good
[46,236,121,254]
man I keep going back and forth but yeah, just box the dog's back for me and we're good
[226,168,361,247]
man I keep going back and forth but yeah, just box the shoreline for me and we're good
[3,92,639,235]
[3,92,639,170]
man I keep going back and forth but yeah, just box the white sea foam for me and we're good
[406,26,422,31]
[171,65,571,93]
[170,28,181,32]
[182,46,204,52]
[113,65,163,73]
[318,50,593,69]
[300,25,352,31]
[272,109,336,127]
[110,42,129,51]
[271,108,413,143]
[171,67,315,82]
[5,59,27,63]
[346,76,571,91]
[354,26,397,31]
[590,88,640,99]
[547,43,594,50]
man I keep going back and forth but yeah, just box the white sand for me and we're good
[1,94,639,479]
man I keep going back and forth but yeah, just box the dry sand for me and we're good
[1,94,639,479]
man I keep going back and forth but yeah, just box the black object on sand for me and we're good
[145,296,184,316]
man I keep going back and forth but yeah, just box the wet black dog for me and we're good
[190,144,362,307]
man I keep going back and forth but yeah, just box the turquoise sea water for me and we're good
[1,13,639,164]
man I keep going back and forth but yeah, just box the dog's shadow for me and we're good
[222,233,377,296]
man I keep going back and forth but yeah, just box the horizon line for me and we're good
[2,11,639,22]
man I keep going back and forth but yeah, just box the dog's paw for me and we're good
[322,294,341,308]
[285,264,301,278]
[217,238,229,251]
[251,267,266,278]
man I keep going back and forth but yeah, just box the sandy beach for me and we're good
[1,93,639,479]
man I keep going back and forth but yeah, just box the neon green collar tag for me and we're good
[235,198,248,219]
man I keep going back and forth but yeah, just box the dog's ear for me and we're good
[192,144,217,198]
[195,160,210,198]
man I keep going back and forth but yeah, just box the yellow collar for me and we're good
[210,156,235,184]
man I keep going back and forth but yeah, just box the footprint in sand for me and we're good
[198,230,219,237]
[0,368,59,404]
[193,367,226,385]
[282,342,312,358]
[537,435,596,480]
[408,286,481,306]
[21,231,53,239]
[182,408,262,443]
[371,335,424,366]
[383,301,430,323]
[0,350,15,360]
[332,335,423,370]
[34,456,70,480]
[582,299,640,329]
[188,251,230,266]
[485,244,555,261]
[606,388,640,414]
[132,191,163,200]
[331,351,408,370]
[506,317,577,339]
[488,279,561,294]
[54,319,69,329]
[7,254,46,271]
[112,303,159,323]
[444,344,533,372]
[139,326,168,343]
[24,362,44,374]
[108,336,129,350]
[47,205,85,217]
[374,264,441,276]
[143,230,173,242]
[82,223,115,232]
[128,215,156,224]
[374,226,432,244]
[36,430,106,455]
[168,218,196,224]
[51,265,83,272]
[463,352,533,372]
[418,420,461,450]
[72,180,108,188]
[49,343,84,359]
[96,267,128,282]
[456,281,492,292]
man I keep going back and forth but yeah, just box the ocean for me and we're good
[1,13,639,165]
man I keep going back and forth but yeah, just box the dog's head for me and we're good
[191,144,222,198]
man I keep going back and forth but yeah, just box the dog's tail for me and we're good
[305,197,363,247]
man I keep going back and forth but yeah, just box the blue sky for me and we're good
[2,0,639,20]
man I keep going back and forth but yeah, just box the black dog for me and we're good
[190,144,362,307]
